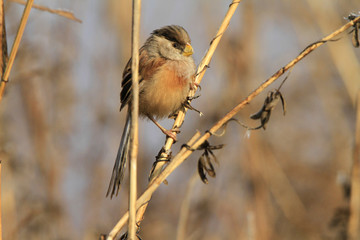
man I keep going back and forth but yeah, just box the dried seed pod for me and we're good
[352,22,359,47]
[347,13,360,48]
[196,141,224,184]
[250,90,286,129]
[198,156,209,184]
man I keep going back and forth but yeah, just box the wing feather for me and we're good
[120,47,166,110]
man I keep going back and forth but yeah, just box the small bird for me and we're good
[107,25,196,198]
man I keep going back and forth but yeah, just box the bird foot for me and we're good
[163,129,177,142]
[162,127,180,141]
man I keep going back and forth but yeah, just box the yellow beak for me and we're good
[182,43,193,56]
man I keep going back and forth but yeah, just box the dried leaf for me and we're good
[208,149,219,165]
[11,0,82,23]
[204,152,216,177]
[196,140,223,184]
[347,13,360,48]
[198,156,208,184]
[352,22,359,47]
[250,90,286,130]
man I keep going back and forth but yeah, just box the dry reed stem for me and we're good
[0,0,5,238]
[201,15,360,139]
[128,0,141,239]
[10,0,82,23]
[305,0,360,105]
[135,0,242,230]
[0,0,6,76]
[348,91,360,240]
[0,0,34,103]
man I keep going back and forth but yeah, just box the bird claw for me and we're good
[190,82,201,91]
[162,127,181,141]
[171,127,181,133]
[164,130,178,142]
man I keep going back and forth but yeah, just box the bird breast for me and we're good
[139,58,195,119]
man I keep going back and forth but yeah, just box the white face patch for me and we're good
[156,36,185,61]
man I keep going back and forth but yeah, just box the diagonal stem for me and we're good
[0,0,34,103]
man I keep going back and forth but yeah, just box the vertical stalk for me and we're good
[0,0,34,103]
[128,0,141,239]
[0,0,6,238]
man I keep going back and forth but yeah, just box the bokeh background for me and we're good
[1,0,360,239]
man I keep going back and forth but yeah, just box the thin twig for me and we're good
[107,15,360,236]
[0,0,5,238]
[0,0,34,103]
[0,0,7,76]
[348,90,360,240]
[10,0,82,23]
[128,0,141,239]
[305,0,360,105]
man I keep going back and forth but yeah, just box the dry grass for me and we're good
[10,0,82,23]
[0,0,5,237]
[1,1,360,239]
[128,0,141,239]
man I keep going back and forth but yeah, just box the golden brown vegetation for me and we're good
[1,1,360,240]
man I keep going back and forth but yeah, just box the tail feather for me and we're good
[107,111,132,198]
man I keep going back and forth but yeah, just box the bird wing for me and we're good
[120,47,166,111]
[120,57,133,110]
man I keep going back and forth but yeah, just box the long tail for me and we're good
[107,110,132,198]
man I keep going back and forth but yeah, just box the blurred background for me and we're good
[0,0,360,239]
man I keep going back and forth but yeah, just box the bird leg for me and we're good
[147,115,179,141]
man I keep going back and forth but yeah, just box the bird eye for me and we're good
[172,42,179,48]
